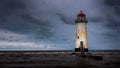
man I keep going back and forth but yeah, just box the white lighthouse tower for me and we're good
[75,11,88,52]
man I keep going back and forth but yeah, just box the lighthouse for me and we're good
[75,11,88,52]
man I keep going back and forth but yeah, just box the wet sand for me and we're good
[0,50,120,68]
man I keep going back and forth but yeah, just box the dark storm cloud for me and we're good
[102,0,120,37]
[0,0,26,14]
[0,0,55,50]
[0,0,54,39]
[55,13,74,24]
[93,0,120,49]
[104,0,120,6]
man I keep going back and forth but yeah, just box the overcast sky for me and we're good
[0,0,120,50]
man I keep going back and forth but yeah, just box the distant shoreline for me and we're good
[0,50,120,52]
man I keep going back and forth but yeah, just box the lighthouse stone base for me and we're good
[75,48,88,52]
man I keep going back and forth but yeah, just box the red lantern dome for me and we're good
[77,11,85,17]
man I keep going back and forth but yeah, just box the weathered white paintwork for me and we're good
[75,22,88,49]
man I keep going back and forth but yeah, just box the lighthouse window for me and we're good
[84,18,86,21]
[77,36,79,39]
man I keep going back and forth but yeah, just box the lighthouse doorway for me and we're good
[80,41,84,52]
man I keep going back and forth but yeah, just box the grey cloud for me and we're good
[102,0,120,36]
[0,0,54,40]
